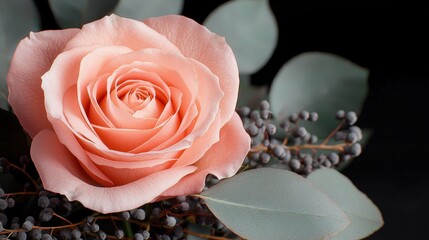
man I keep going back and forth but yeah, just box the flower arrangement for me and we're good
[1,1,384,240]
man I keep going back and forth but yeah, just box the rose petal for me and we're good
[31,129,197,213]
[144,15,240,126]
[7,29,79,137]
[160,113,250,198]
[64,14,181,55]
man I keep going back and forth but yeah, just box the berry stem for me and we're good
[321,120,344,145]
[7,162,39,189]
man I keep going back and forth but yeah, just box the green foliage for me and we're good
[269,52,369,138]
[308,168,384,239]
[199,168,349,240]
[48,0,119,28]
[204,0,278,74]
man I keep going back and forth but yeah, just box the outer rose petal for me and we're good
[159,113,251,198]
[31,129,197,214]
[144,15,240,126]
[7,29,79,137]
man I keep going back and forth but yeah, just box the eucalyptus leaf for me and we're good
[199,168,349,240]
[114,0,183,19]
[49,0,119,28]
[204,0,278,74]
[269,52,369,138]
[0,0,41,110]
[308,168,384,240]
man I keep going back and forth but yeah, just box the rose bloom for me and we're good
[7,14,250,213]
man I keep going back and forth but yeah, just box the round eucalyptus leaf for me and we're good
[269,52,369,138]
[49,0,119,28]
[0,0,41,110]
[114,0,183,19]
[199,168,349,240]
[204,0,278,74]
[308,168,384,240]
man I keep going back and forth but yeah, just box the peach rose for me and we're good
[7,15,250,213]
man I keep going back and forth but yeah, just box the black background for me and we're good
[2,0,428,239]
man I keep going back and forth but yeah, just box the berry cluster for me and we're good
[0,158,236,240]
[238,100,363,175]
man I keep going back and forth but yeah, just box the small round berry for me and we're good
[39,208,53,222]
[334,131,347,141]
[176,195,186,203]
[336,110,345,119]
[294,127,307,138]
[41,234,52,240]
[289,159,301,170]
[134,233,143,240]
[90,223,99,233]
[249,110,260,121]
[165,216,176,227]
[273,145,285,158]
[30,229,42,240]
[279,120,290,130]
[246,124,259,137]
[86,216,94,224]
[237,106,251,118]
[7,198,15,208]
[299,110,310,120]
[346,132,359,143]
[348,143,362,157]
[310,135,318,144]
[115,229,124,239]
[260,100,270,110]
[37,196,50,208]
[119,211,131,221]
[71,229,81,239]
[255,118,264,128]
[323,160,332,168]
[0,222,4,232]
[265,123,276,135]
[98,231,107,240]
[141,230,150,240]
[25,216,35,224]
[349,126,363,141]
[0,188,4,197]
[132,208,146,220]
[17,231,27,240]
[161,235,171,240]
[309,112,319,121]
[302,155,313,166]
[345,111,358,125]
[179,202,190,212]
[288,113,299,123]
[0,199,7,210]
[328,152,340,165]
[22,220,34,231]
[259,152,271,164]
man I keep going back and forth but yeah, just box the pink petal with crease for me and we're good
[144,15,239,126]
[65,15,181,54]
[31,129,197,214]
[7,29,79,137]
[160,113,250,198]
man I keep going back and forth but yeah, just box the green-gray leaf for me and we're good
[114,0,183,20]
[49,0,119,28]
[269,52,369,138]
[0,0,41,110]
[204,0,278,74]
[307,168,384,240]
[199,168,349,240]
